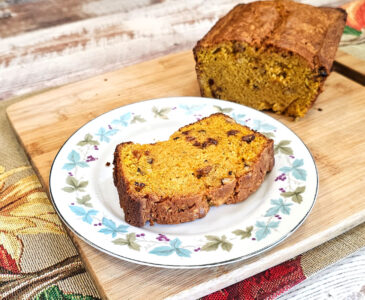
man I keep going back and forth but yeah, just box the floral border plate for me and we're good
[49,97,318,268]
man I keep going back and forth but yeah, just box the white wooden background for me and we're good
[0,0,352,100]
[279,247,365,299]
[1,0,365,298]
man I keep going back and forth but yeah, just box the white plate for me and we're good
[49,97,318,268]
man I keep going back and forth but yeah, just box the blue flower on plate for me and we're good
[280,159,307,181]
[95,127,118,143]
[149,238,191,257]
[179,104,206,115]
[112,112,132,127]
[98,217,128,238]
[69,206,98,224]
[230,113,246,125]
[251,120,276,132]
[264,198,293,217]
[62,150,89,170]
[255,220,279,241]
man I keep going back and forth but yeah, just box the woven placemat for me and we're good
[0,96,101,299]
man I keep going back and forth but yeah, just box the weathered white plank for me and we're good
[0,0,352,100]
[0,0,239,99]
[278,247,365,300]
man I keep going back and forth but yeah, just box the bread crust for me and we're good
[194,1,346,73]
[113,127,274,227]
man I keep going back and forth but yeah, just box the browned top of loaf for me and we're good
[195,0,346,72]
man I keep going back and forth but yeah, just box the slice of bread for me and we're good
[113,113,274,227]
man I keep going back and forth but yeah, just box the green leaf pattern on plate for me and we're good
[76,194,93,207]
[152,106,171,119]
[281,186,306,203]
[213,105,233,114]
[131,115,146,123]
[62,176,88,193]
[232,226,253,239]
[77,134,99,146]
[113,233,141,251]
[202,235,233,252]
[274,140,293,155]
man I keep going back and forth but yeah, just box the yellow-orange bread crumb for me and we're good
[113,113,274,227]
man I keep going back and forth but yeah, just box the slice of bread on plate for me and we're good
[113,113,274,227]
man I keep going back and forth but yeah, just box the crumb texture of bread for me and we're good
[193,0,347,118]
[113,113,274,227]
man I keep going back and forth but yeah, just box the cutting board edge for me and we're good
[167,210,365,300]
[66,228,109,300]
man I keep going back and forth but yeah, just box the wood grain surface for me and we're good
[6,50,365,299]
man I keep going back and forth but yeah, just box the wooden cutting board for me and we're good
[7,50,365,300]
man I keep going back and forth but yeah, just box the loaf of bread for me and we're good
[193,0,347,118]
[113,113,274,227]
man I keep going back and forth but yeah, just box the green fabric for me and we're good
[34,285,99,300]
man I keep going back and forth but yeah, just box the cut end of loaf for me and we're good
[194,43,325,118]
[113,113,274,227]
